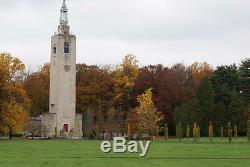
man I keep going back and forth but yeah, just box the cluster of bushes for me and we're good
[163,121,250,143]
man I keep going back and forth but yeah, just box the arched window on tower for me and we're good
[53,47,56,54]
[64,42,69,53]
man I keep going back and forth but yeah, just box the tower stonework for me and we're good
[42,0,82,138]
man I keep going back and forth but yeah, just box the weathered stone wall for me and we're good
[76,113,83,137]
[26,116,42,137]
[41,113,56,137]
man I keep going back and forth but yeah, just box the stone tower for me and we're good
[42,0,82,138]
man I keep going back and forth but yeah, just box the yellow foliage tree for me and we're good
[113,54,139,108]
[130,88,163,137]
[208,121,213,143]
[193,123,198,142]
[0,101,29,136]
[0,53,30,138]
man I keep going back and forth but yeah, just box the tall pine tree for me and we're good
[239,59,250,121]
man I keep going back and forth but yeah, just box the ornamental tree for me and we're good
[228,122,232,143]
[208,121,213,143]
[130,88,163,137]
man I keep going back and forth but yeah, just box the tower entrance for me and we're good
[63,124,69,133]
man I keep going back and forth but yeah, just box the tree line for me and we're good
[0,52,250,138]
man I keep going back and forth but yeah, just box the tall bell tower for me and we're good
[42,0,82,138]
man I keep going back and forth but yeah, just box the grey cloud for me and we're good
[0,0,250,69]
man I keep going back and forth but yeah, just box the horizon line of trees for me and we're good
[1,52,250,138]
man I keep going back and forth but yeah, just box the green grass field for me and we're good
[0,137,250,167]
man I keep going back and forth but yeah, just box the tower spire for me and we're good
[60,0,68,25]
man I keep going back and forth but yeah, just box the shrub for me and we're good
[186,125,190,139]
[176,122,182,141]
[165,123,168,141]
[228,122,232,143]
[247,120,250,143]
[193,123,198,142]
[208,121,213,143]
[197,125,201,139]
[234,125,238,141]
[220,126,224,140]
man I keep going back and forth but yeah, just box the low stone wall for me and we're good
[41,113,57,137]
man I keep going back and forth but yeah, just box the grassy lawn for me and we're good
[0,137,250,167]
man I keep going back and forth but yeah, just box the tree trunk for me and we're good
[9,127,13,139]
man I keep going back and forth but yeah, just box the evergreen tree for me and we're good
[197,125,201,139]
[220,126,224,140]
[211,65,241,131]
[234,125,238,141]
[175,99,199,127]
[165,123,169,141]
[228,122,232,143]
[196,77,215,134]
[239,59,250,104]
[176,122,182,141]
[211,65,239,106]
[228,90,247,133]
[239,59,250,127]
[186,125,190,139]
[247,120,250,143]
[175,77,215,135]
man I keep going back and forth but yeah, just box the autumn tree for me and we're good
[76,64,115,135]
[135,64,189,134]
[0,53,30,138]
[76,64,114,112]
[24,64,50,116]
[104,108,119,137]
[128,88,163,138]
[176,63,248,135]
[113,54,139,111]
[0,101,28,138]
[187,62,213,88]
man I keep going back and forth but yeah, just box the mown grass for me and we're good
[0,137,249,167]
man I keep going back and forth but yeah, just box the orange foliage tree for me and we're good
[24,64,50,116]
[187,62,213,88]
[76,64,115,135]
[0,53,30,138]
[113,54,139,111]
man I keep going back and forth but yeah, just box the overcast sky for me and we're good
[1,0,250,70]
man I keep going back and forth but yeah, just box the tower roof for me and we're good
[60,0,68,25]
